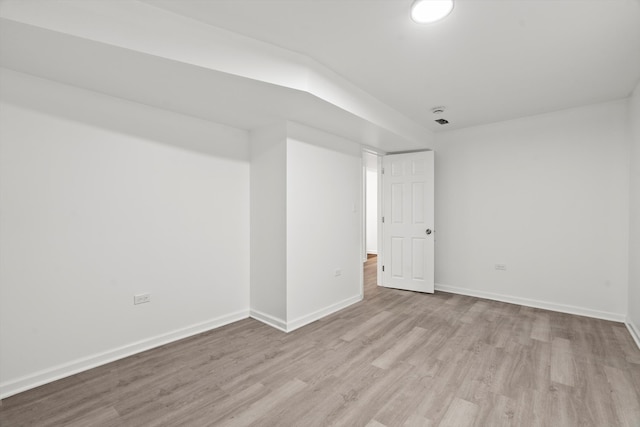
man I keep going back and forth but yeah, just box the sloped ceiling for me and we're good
[0,0,434,152]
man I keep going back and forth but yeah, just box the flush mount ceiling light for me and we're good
[411,0,454,24]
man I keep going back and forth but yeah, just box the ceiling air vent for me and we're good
[432,106,449,125]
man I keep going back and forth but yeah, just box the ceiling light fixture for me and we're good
[411,0,454,24]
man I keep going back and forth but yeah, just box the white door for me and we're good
[381,151,434,293]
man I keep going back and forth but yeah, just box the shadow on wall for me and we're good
[0,69,249,161]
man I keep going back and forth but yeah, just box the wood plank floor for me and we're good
[2,255,640,426]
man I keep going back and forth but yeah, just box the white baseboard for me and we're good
[626,318,640,350]
[249,309,287,332]
[435,283,626,323]
[0,309,249,400]
[251,295,362,333]
[286,294,363,332]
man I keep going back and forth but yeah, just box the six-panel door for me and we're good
[382,151,434,293]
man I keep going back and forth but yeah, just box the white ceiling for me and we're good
[145,0,640,131]
[1,0,639,149]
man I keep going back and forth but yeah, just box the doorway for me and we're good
[363,150,380,298]
[362,149,435,298]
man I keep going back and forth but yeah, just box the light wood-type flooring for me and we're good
[2,255,640,426]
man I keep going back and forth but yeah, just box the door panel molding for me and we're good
[381,151,434,293]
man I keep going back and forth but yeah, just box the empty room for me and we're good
[1,0,639,425]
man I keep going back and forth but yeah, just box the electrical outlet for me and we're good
[134,293,151,305]
[335,269,342,277]
[495,264,507,271]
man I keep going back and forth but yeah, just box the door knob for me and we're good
[425,229,432,235]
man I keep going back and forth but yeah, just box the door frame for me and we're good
[376,152,384,288]
[362,148,434,291]
[361,147,384,289]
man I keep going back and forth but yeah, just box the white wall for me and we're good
[434,100,630,320]
[366,169,378,254]
[0,69,251,398]
[364,151,379,255]
[628,81,640,340]
[250,123,288,327]
[286,125,362,329]
[248,122,363,332]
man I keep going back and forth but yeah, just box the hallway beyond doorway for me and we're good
[364,254,379,299]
